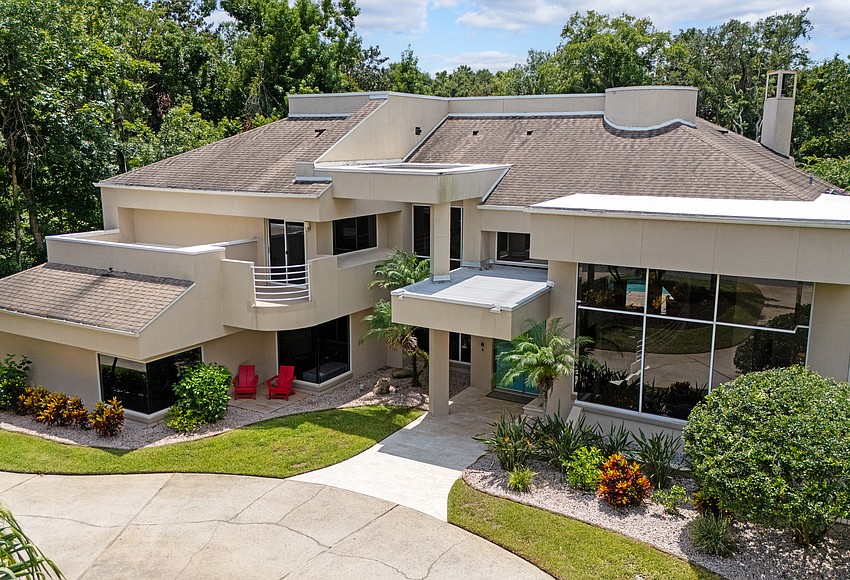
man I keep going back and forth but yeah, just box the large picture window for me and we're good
[278,316,350,384]
[576,264,812,420]
[99,348,201,415]
[412,205,462,270]
[333,215,377,254]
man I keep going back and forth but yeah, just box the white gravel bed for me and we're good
[464,454,850,580]
[0,367,469,451]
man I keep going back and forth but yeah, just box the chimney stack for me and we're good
[760,70,796,157]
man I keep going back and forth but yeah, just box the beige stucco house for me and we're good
[1,72,847,434]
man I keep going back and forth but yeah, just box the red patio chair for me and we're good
[266,365,296,400]
[233,365,258,399]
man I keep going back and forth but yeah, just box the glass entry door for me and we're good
[268,220,306,284]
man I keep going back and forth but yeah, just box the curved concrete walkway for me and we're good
[0,471,549,579]
[294,384,524,521]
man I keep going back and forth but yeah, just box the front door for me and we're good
[268,220,306,284]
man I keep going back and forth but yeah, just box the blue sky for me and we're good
[211,1,850,74]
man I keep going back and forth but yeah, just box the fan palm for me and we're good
[495,318,590,402]
[0,504,63,579]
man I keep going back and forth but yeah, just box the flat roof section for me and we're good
[391,266,551,340]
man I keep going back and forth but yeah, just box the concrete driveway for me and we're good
[0,471,549,580]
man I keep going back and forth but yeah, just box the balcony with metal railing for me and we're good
[252,264,311,303]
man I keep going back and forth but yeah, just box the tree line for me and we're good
[2,2,849,277]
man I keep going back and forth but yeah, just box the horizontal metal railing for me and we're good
[252,264,311,303]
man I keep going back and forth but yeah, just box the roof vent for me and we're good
[717,128,729,135]
[314,128,326,137]
[472,130,479,136]
[526,130,534,136]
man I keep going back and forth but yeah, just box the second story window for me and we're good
[333,215,377,255]
[496,232,545,265]
[412,205,462,269]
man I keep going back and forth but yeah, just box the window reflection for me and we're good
[712,326,808,388]
[576,310,642,411]
[646,270,716,321]
[642,319,711,419]
[716,276,812,329]
[579,264,647,313]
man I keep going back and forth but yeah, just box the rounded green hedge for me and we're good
[684,365,850,545]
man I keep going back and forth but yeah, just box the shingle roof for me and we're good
[407,115,837,207]
[0,263,193,334]
[101,100,383,195]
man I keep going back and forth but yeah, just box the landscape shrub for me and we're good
[632,429,679,489]
[0,354,30,410]
[165,363,231,432]
[530,413,599,468]
[476,413,534,471]
[599,422,632,458]
[34,392,75,427]
[688,514,737,556]
[15,386,49,416]
[652,485,689,516]
[684,365,850,545]
[692,489,724,518]
[89,398,124,437]
[507,467,535,493]
[563,446,604,492]
[597,453,652,509]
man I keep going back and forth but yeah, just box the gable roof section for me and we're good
[0,263,193,334]
[407,115,836,207]
[101,100,383,195]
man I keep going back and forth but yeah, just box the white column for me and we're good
[546,260,579,418]
[430,202,451,281]
[428,328,450,416]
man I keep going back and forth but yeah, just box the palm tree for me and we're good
[360,249,431,388]
[494,318,590,402]
[0,504,63,579]
[368,248,430,291]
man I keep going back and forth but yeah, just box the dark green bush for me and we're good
[476,413,534,471]
[0,354,30,410]
[684,366,850,545]
[165,363,231,432]
[688,514,737,556]
[652,485,689,516]
[89,398,124,437]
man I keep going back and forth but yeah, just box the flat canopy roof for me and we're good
[392,266,550,311]
[531,192,850,227]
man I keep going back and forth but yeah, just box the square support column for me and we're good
[470,336,493,389]
[428,328,450,416]
[545,261,579,418]
[430,202,451,281]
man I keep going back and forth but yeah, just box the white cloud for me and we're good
[431,50,524,71]
[356,0,430,33]
[455,1,571,31]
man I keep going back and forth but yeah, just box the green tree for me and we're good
[386,47,432,94]
[494,318,589,401]
[433,65,496,97]
[665,11,812,139]
[795,56,850,159]
[493,50,551,95]
[540,11,673,94]
[360,249,430,388]
[0,503,63,578]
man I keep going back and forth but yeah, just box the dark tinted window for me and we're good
[278,316,350,384]
[333,215,377,254]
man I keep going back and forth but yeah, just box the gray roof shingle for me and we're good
[407,115,837,206]
[0,263,193,334]
[101,100,383,195]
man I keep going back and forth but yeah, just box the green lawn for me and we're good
[0,405,421,478]
[448,480,719,580]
